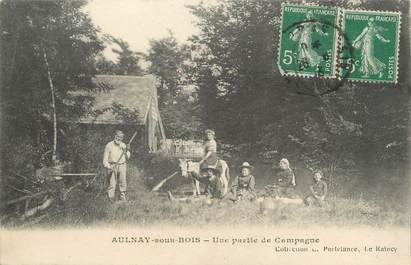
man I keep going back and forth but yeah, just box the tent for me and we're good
[78,74,166,152]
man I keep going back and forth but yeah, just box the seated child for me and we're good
[202,166,224,199]
[230,162,256,201]
[265,158,296,198]
[304,171,327,207]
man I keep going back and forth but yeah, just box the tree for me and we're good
[188,0,279,143]
[1,0,104,168]
[146,32,191,106]
[95,34,144,76]
[95,54,117,75]
[146,32,202,138]
[188,0,410,187]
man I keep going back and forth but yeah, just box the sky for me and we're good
[83,0,204,60]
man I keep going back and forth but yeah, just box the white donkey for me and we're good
[178,159,230,196]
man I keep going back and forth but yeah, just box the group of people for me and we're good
[197,129,328,206]
[102,129,328,207]
[228,159,327,207]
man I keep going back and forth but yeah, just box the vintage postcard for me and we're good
[0,0,410,264]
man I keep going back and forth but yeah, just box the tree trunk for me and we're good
[43,50,57,165]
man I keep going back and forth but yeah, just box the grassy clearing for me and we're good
[55,191,408,228]
[16,165,409,228]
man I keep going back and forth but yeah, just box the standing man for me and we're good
[103,130,131,202]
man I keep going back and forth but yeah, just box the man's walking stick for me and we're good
[114,131,138,165]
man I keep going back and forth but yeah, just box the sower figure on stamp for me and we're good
[103,130,131,202]
[290,11,327,69]
[229,162,256,202]
[305,171,327,207]
[352,17,390,78]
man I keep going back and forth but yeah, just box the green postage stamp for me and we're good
[278,4,401,83]
[339,10,401,83]
[278,3,339,78]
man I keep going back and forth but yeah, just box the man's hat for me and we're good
[240,162,254,170]
[205,129,215,136]
[201,164,220,174]
[115,130,124,137]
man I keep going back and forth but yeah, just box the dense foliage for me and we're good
[146,33,203,139]
[186,0,410,186]
[1,0,104,168]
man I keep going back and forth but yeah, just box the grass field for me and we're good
[26,164,408,229]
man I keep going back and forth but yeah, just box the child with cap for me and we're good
[230,162,256,202]
[203,165,224,199]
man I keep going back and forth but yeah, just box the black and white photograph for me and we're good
[0,0,410,264]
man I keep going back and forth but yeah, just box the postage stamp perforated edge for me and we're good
[277,2,340,79]
[338,8,401,83]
